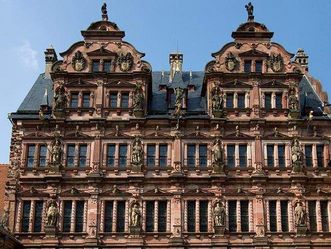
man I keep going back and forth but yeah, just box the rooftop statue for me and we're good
[245,2,254,21]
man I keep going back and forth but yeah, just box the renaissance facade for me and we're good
[4,3,331,249]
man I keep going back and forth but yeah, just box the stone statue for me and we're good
[288,86,299,111]
[294,202,306,226]
[50,137,62,166]
[291,138,303,173]
[211,86,224,112]
[213,202,226,226]
[132,83,144,111]
[245,2,254,21]
[46,202,59,227]
[131,137,143,171]
[53,85,67,111]
[174,87,185,116]
[211,138,225,171]
[0,209,9,230]
[130,203,141,227]
[101,3,107,15]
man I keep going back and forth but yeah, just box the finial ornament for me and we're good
[101,2,108,21]
[245,2,254,21]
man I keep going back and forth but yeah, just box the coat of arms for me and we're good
[72,51,86,71]
[268,53,284,72]
[225,52,239,72]
[117,52,133,72]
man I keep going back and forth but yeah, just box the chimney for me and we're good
[294,48,309,72]
[44,46,57,77]
[169,52,183,82]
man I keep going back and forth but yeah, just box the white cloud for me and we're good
[17,41,39,71]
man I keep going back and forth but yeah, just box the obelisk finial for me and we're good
[101,2,108,21]
[245,2,254,21]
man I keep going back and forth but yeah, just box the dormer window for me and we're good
[255,60,262,73]
[244,60,252,73]
[70,93,79,108]
[92,60,100,72]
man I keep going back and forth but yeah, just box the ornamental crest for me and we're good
[268,53,284,72]
[225,52,239,71]
[72,51,86,71]
[117,52,133,72]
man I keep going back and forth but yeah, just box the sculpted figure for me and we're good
[53,85,67,111]
[130,203,141,227]
[174,87,185,116]
[0,209,9,230]
[288,86,299,111]
[245,2,254,20]
[132,83,145,111]
[131,137,143,167]
[291,138,303,173]
[294,202,306,226]
[46,202,59,227]
[50,138,62,166]
[212,138,224,167]
[214,202,226,226]
[101,3,107,15]
[211,86,224,111]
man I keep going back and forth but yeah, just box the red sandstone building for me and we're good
[4,3,331,249]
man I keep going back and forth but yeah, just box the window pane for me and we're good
[159,145,168,169]
[109,93,118,108]
[63,201,72,232]
[70,93,78,108]
[158,201,167,232]
[146,201,155,232]
[228,200,237,232]
[92,61,100,72]
[104,61,112,73]
[187,145,196,169]
[308,201,317,232]
[278,145,285,168]
[67,144,75,167]
[255,60,262,73]
[34,201,43,232]
[119,145,127,170]
[199,145,207,168]
[116,201,125,232]
[82,93,90,108]
[107,144,115,168]
[267,145,274,167]
[280,200,288,232]
[275,93,282,109]
[121,93,129,108]
[269,201,277,232]
[199,201,208,232]
[27,145,36,168]
[265,93,272,110]
[317,145,324,168]
[75,201,85,232]
[78,144,87,167]
[239,144,247,168]
[238,93,245,109]
[39,145,47,167]
[147,145,156,169]
[321,201,329,232]
[22,201,31,232]
[187,201,196,232]
[244,60,252,73]
[104,201,113,232]
[305,145,313,168]
[227,145,235,168]
[240,200,249,232]
[226,93,234,108]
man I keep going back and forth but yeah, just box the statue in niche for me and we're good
[117,52,134,72]
[245,2,254,21]
[46,202,59,227]
[294,201,306,226]
[174,87,185,117]
[211,138,225,172]
[213,202,226,226]
[49,137,62,167]
[132,83,145,112]
[130,203,141,227]
[131,137,143,171]
[288,85,299,111]
[211,86,224,112]
[291,138,303,173]
[53,85,67,111]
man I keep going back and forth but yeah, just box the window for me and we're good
[228,200,237,232]
[27,145,36,168]
[239,144,247,168]
[70,93,79,108]
[34,201,43,232]
[278,145,285,168]
[147,145,156,169]
[238,93,246,109]
[92,60,100,72]
[227,144,235,168]
[305,145,313,168]
[269,200,277,232]
[199,200,208,232]
[107,144,115,168]
[244,60,252,73]
[280,200,288,232]
[103,60,112,73]
[158,201,167,232]
[264,93,272,110]
[66,144,75,167]
[146,201,155,232]
[119,144,127,170]
[82,93,90,108]
[159,144,168,169]
[39,145,47,167]
[308,201,317,232]
[275,93,282,109]
[321,201,329,232]
[75,201,85,232]
[267,145,274,167]
[240,200,249,232]
[78,144,87,167]
[317,144,324,168]
[116,201,125,232]
[187,145,196,169]
[226,93,234,108]
[63,201,72,232]
[187,201,196,232]
[22,201,31,232]
[199,144,207,168]
[121,93,129,108]
[255,60,262,73]
[104,201,113,232]
[109,93,118,108]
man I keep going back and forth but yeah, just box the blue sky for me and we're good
[0,0,330,163]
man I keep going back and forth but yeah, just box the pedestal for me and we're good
[131,163,142,173]
[129,225,141,237]
[296,224,308,237]
[213,110,224,118]
[290,110,300,119]
[214,225,225,236]
[212,163,224,174]
[133,110,144,118]
[44,225,57,238]
[46,163,61,175]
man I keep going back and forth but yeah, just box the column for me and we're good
[274,144,279,167]
[83,200,88,233]
[74,144,79,167]
[245,92,250,108]
[263,144,267,167]
[196,200,200,232]
[91,137,101,172]
[236,200,241,232]
[171,195,182,236]
[115,144,119,170]
[265,200,270,231]
[234,92,238,108]
[155,144,160,169]
[249,200,254,232]
[208,200,212,233]
[154,201,159,232]
[28,200,35,233]
[324,144,329,168]
[142,201,146,231]
[125,201,129,232]
[316,200,322,232]
[195,145,199,170]
[247,143,252,167]
[260,92,265,108]
[41,200,46,232]
[100,201,105,232]
[271,92,276,109]
[78,92,83,108]
[167,143,172,168]
[112,201,117,232]
[166,200,171,232]
[313,144,317,168]
[117,92,121,108]
[288,201,294,232]
[276,200,281,232]
[225,200,229,229]
[285,143,290,168]
[328,201,331,231]
[59,201,64,231]
[235,144,239,168]
[15,201,22,233]
[70,201,76,233]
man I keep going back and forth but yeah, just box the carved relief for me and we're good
[225,52,239,71]
[267,53,284,72]
[117,52,133,72]
[72,51,87,71]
